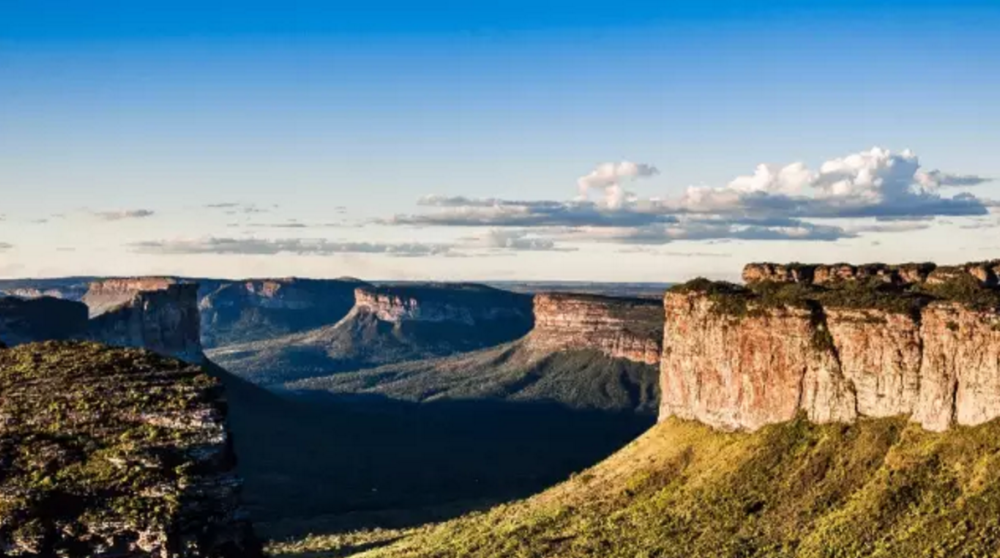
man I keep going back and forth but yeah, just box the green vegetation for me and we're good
[672,272,1000,319]
[271,417,1000,558]
[0,341,224,555]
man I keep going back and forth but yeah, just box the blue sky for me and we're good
[1,0,998,281]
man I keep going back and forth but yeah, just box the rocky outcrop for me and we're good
[743,261,999,287]
[0,296,89,346]
[82,277,181,317]
[87,281,204,363]
[199,278,366,348]
[529,293,662,365]
[0,341,262,557]
[661,268,1000,432]
[353,283,532,325]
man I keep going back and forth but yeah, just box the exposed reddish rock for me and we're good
[661,275,1000,432]
[352,284,531,325]
[83,277,180,317]
[743,261,999,288]
[529,293,662,365]
[87,282,204,363]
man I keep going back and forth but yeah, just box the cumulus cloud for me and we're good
[577,161,659,209]
[384,147,993,246]
[129,237,454,257]
[92,209,155,221]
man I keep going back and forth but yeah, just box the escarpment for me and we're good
[743,260,1000,287]
[0,342,262,557]
[208,283,534,385]
[529,293,662,365]
[661,265,1000,432]
[199,277,367,348]
[85,279,204,363]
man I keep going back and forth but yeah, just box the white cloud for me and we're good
[130,237,455,257]
[577,161,659,209]
[385,147,994,247]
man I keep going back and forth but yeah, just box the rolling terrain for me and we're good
[273,416,1000,558]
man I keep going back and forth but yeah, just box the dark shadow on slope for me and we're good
[205,362,653,540]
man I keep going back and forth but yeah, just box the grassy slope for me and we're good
[285,340,660,415]
[272,416,1000,558]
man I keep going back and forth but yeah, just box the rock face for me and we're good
[352,284,532,325]
[86,280,204,363]
[198,278,366,348]
[82,277,181,317]
[206,283,534,386]
[529,293,662,365]
[0,296,89,346]
[661,267,1000,432]
[742,261,998,287]
[0,342,262,557]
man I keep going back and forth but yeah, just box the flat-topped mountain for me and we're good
[0,342,262,557]
[209,282,534,386]
[662,261,1000,432]
[85,279,205,364]
[287,291,663,413]
[199,277,367,348]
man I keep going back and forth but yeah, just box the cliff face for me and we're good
[0,296,89,346]
[82,277,181,317]
[87,281,204,364]
[743,260,1000,287]
[529,293,662,365]
[0,342,262,557]
[352,284,531,325]
[199,278,366,348]
[661,269,1000,432]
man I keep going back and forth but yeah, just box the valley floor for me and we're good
[270,416,1000,558]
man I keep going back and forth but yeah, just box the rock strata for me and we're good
[87,281,204,363]
[662,266,1000,432]
[743,261,998,287]
[530,293,662,365]
[353,283,532,325]
[0,341,262,557]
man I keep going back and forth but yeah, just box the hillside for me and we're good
[0,342,261,557]
[209,283,534,386]
[272,416,1000,558]
[199,277,367,348]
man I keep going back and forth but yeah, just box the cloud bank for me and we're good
[387,147,993,246]
[92,209,156,221]
[130,237,455,258]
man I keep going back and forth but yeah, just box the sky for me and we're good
[1,0,999,282]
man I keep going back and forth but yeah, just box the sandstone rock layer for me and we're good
[660,284,1000,432]
[530,293,662,365]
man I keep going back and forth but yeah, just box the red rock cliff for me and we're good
[529,293,663,365]
[661,268,1000,432]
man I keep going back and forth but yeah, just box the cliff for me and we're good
[742,260,1000,287]
[199,277,367,348]
[0,342,262,557]
[0,296,89,346]
[86,280,204,364]
[208,283,534,386]
[661,266,1000,431]
[82,277,181,317]
[529,293,662,365]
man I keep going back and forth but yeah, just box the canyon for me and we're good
[288,291,663,413]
